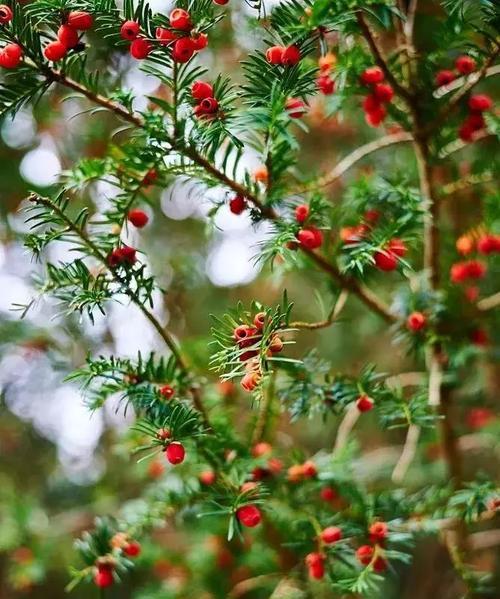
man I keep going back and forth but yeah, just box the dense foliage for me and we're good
[0,0,499,597]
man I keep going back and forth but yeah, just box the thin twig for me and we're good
[295,132,414,194]
[27,193,212,427]
[334,403,360,453]
[477,292,500,312]
[433,64,500,99]
[290,289,349,329]
[392,423,421,483]
[441,171,494,196]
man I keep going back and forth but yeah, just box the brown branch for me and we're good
[45,69,395,325]
[392,423,421,483]
[295,132,414,194]
[356,12,413,103]
[290,289,348,329]
[27,192,212,427]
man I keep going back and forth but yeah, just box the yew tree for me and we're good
[0,0,499,597]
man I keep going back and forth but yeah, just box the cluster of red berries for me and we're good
[44,11,93,63]
[293,203,324,250]
[340,208,380,244]
[191,80,219,119]
[93,535,141,588]
[406,310,427,332]
[265,43,301,67]
[121,9,208,61]
[435,54,478,87]
[459,93,494,142]
[287,459,317,482]
[249,442,283,481]
[306,522,389,579]
[233,312,283,392]
[450,230,499,284]
[0,6,23,69]
[107,245,137,267]
[316,52,336,95]
[360,66,394,128]
[341,209,408,273]
[156,427,186,465]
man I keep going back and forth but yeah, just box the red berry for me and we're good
[316,74,335,95]
[156,428,171,441]
[302,460,317,478]
[127,209,149,228]
[369,521,388,544]
[363,94,382,113]
[388,238,407,256]
[229,194,247,215]
[282,45,301,66]
[143,168,157,185]
[471,328,489,347]
[477,234,500,254]
[407,311,426,332]
[0,43,22,69]
[94,568,114,588]
[191,33,208,50]
[468,94,493,112]
[155,27,177,46]
[123,541,141,557]
[44,40,67,62]
[455,55,476,75]
[159,384,175,399]
[214,0,229,4]
[435,70,455,86]
[172,37,195,63]
[466,259,487,279]
[169,8,192,31]
[266,45,285,65]
[252,442,272,457]
[58,25,79,49]
[364,209,380,224]
[458,123,474,143]
[467,407,494,430]
[120,20,140,41]
[373,83,394,103]
[165,442,185,465]
[67,11,93,31]
[305,552,325,579]
[320,486,337,502]
[464,112,485,132]
[120,245,137,264]
[356,544,374,566]
[191,80,213,100]
[456,234,474,255]
[241,371,260,392]
[130,38,152,59]
[374,249,398,271]
[198,96,219,114]
[356,394,374,412]
[365,104,387,127]
[199,470,216,485]
[285,97,306,118]
[295,204,309,223]
[236,504,262,527]
[253,312,266,330]
[374,556,388,572]
[340,225,366,244]
[0,5,13,24]
[297,227,323,250]
[269,335,283,353]
[360,66,384,85]
[321,526,342,544]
